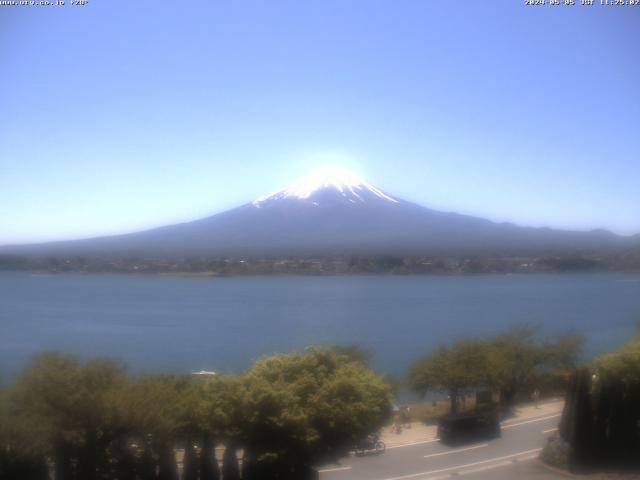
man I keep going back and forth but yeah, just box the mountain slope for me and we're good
[3,167,637,258]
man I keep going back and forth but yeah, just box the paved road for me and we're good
[317,412,563,480]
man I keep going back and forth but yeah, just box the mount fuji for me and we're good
[252,166,400,208]
[4,166,637,258]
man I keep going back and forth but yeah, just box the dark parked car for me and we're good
[437,411,501,445]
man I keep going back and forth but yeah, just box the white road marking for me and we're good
[381,448,542,480]
[318,466,352,473]
[386,438,440,449]
[502,414,560,429]
[502,411,562,425]
[458,460,512,475]
[457,453,539,476]
[423,443,488,459]
[542,427,558,433]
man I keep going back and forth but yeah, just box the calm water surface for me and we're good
[1,272,639,381]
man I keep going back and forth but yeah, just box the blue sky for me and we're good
[1,1,639,245]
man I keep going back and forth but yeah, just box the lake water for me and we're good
[1,272,639,383]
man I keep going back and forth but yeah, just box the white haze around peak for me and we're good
[252,165,399,207]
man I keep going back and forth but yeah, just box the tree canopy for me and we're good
[557,331,640,468]
[1,347,391,480]
[409,326,584,413]
[239,347,391,478]
[409,340,492,414]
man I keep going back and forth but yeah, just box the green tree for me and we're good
[197,375,247,480]
[593,336,640,383]
[556,335,640,467]
[127,374,194,480]
[12,352,130,480]
[487,326,583,410]
[409,327,584,414]
[326,344,372,366]
[409,339,492,414]
[240,347,391,479]
[485,325,543,409]
[3,346,394,480]
[0,387,49,480]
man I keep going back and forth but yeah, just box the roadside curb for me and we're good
[534,457,582,478]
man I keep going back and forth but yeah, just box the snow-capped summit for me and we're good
[252,166,399,207]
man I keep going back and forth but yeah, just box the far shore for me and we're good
[2,251,639,277]
[6,267,640,278]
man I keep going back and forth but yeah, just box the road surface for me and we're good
[317,411,563,480]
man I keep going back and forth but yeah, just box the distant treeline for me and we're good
[1,251,639,275]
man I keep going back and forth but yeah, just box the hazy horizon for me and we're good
[2,163,640,248]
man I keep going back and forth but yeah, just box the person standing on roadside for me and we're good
[393,413,402,434]
[400,406,411,429]
[532,388,540,409]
